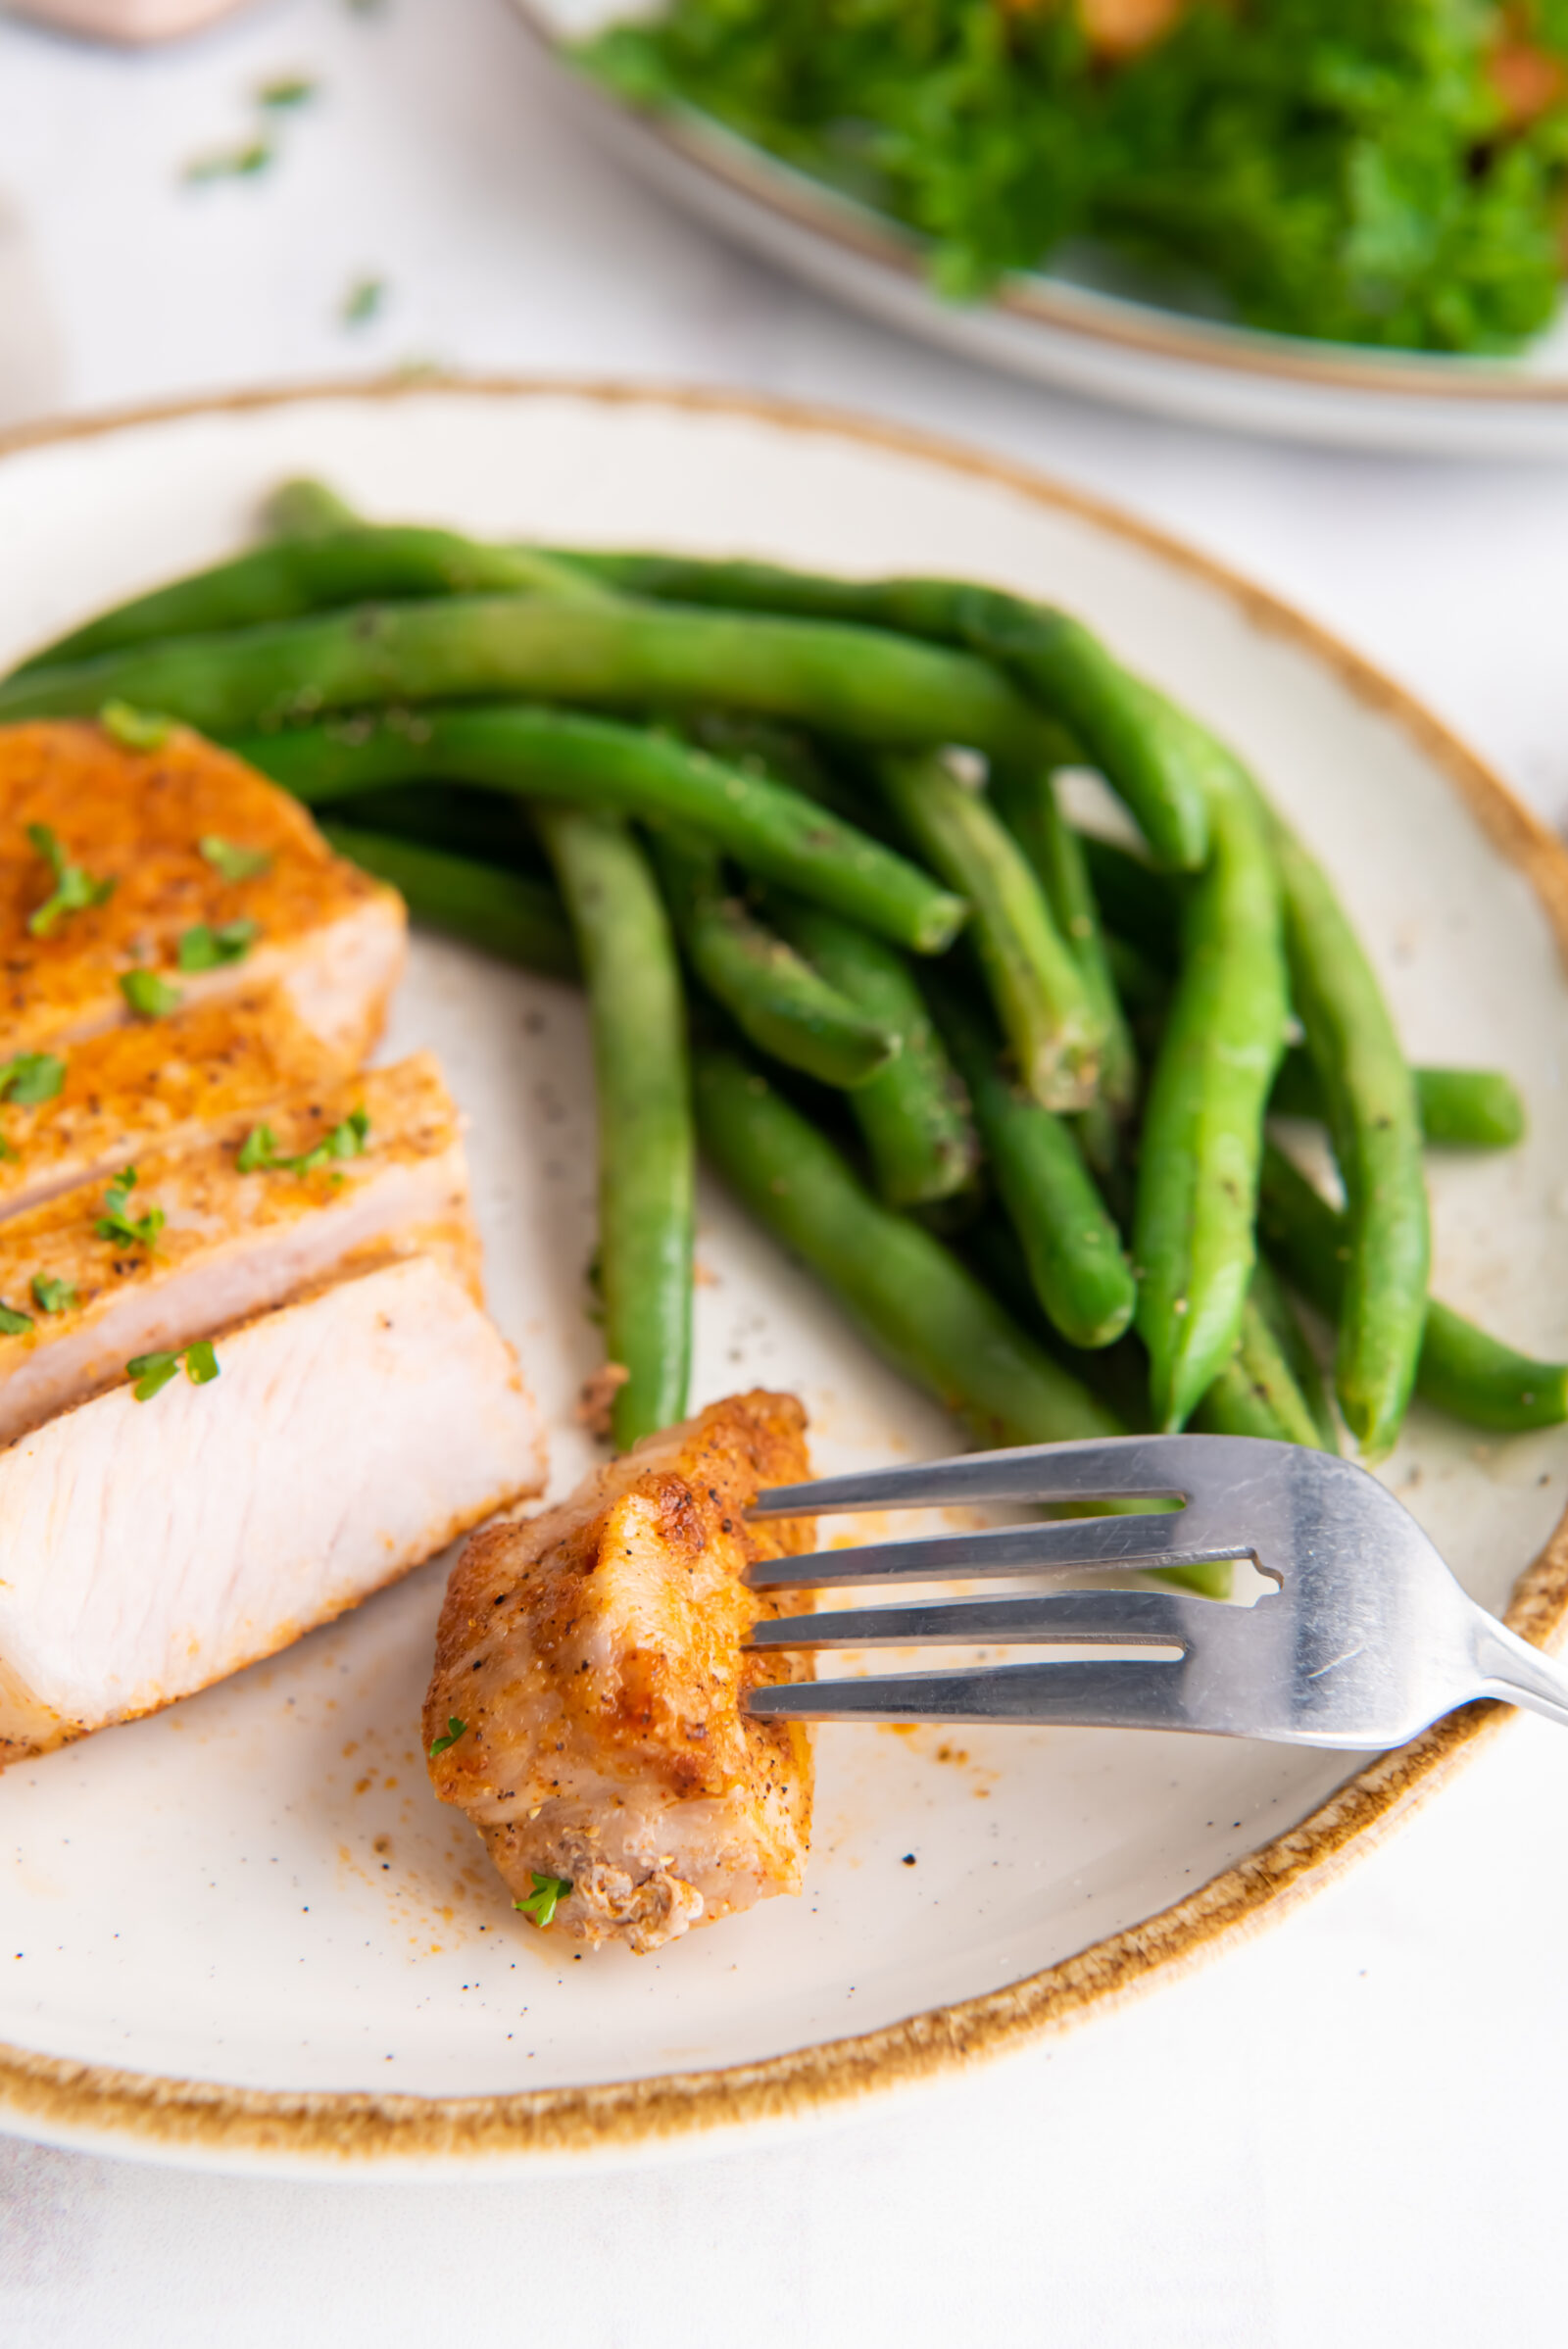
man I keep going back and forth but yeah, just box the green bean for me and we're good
[263,477,365,539]
[231,707,965,954]
[538,553,1210,871]
[931,978,1135,1350]
[12,531,596,680]
[877,750,1102,1110]
[1271,1049,1526,1151]
[681,711,855,816]
[1246,1251,1339,1450]
[767,896,979,1205]
[991,765,1137,1120]
[654,833,898,1088]
[1080,833,1181,967]
[693,1045,1121,1449]
[1133,775,1288,1433]
[312,779,546,869]
[1265,818,1428,1463]
[1099,936,1166,1029]
[0,592,1058,774]
[537,807,692,1449]
[1258,1142,1568,1432]
[1192,1266,1334,1450]
[318,821,578,980]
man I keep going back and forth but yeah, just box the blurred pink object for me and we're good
[10,0,253,38]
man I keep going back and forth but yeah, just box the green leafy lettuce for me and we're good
[582,0,1568,351]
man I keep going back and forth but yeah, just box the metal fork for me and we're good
[742,1434,1568,1748]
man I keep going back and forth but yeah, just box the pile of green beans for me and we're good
[10,482,1561,1482]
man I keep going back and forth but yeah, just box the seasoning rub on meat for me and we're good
[424,1392,816,1955]
[0,713,545,1765]
[0,720,404,1061]
[0,1052,470,1444]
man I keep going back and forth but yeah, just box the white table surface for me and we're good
[3,2,1568,2340]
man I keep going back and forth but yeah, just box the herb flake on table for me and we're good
[257,75,317,111]
[341,274,387,327]
[183,141,273,186]
[26,825,115,938]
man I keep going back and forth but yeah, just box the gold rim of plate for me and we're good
[0,376,1564,2170]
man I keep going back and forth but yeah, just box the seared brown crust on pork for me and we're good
[424,1391,815,1954]
[0,720,402,1058]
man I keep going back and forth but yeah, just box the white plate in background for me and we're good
[513,0,1568,458]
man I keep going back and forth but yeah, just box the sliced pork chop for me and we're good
[425,1392,815,1956]
[0,983,347,1223]
[0,1052,471,1444]
[0,1251,544,1764]
[0,719,404,1060]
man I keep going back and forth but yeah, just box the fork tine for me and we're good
[747,1434,1251,1522]
[749,1587,1200,1650]
[748,1511,1252,1589]
[748,1657,1192,1731]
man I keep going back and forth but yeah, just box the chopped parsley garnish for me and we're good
[236,1105,369,1178]
[184,140,273,184]
[428,1716,468,1758]
[30,1274,75,1315]
[0,1300,33,1337]
[514,1873,572,1928]
[177,918,260,972]
[0,1052,65,1107]
[96,1167,165,1252]
[126,1341,219,1401]
[200,835,273,884]
[257,74,316,109]
[235,1123,279,1175]
[341,274,386,325]
[100,701,174,751]
[119,968,182,1019]
[26,824,116,938]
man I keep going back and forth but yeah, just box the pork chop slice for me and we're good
[425,1392,815,1956]
[0,982,346,1222]
[0,1249,544,1764]
[0,1052,472,1444]
[0,719,404,1061]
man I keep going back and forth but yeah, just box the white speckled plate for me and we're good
[513,0,1568,459]
[0,379,1565,2178]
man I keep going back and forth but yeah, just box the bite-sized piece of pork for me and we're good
[0,983,344,1223]
[0,720,405,1060]
[425,1392,815,1956]
[0,1052,471,1444]
[0,1250,544,1765]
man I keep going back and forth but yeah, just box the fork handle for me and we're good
[1470,1615,1568,1731]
